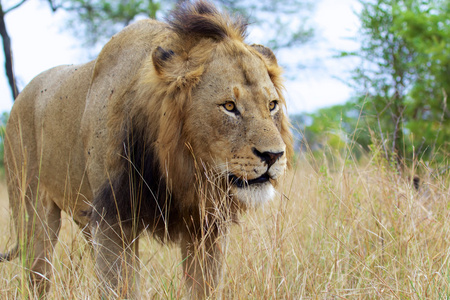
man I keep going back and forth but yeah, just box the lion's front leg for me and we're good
[181,231,228,299]
[91,220,141,299]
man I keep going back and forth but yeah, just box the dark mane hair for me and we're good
[166,0,248,41]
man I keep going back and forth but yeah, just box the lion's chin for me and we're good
[231,182,275,207]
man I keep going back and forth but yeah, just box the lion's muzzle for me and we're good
[228,148,285,189]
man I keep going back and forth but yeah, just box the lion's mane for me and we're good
[90,0,293,241]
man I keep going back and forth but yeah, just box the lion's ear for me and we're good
[152,46,175,75]
[251,44,278,66]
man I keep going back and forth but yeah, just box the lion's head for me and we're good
[125,1,293,209]
[186,45,290,206]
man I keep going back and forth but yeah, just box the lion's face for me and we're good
[185,45,288,206]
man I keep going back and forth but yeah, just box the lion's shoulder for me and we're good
[91,19,169,86]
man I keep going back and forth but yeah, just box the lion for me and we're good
[1,0,292,298]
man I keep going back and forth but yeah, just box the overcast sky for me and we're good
[0,0,361,114]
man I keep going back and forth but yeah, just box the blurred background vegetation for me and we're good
[294,0,449,172]
[0,0,449,174]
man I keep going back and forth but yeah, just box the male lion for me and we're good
[2,0,292,298]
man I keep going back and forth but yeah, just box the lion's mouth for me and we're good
[228,173,271,188]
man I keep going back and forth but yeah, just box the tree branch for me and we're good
[46,0,63,12]
[0,5,19,99]
[4,0,28,14]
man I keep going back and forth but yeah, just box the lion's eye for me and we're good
[223,102,236,112]
[269,100,278,112]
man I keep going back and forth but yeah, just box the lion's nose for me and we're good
[252,148,284,168]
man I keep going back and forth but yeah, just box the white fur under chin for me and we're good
[232,183,275,207]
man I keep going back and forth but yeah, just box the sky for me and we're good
[0,0,361,115]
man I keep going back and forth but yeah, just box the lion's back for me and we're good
[5,61,95,214]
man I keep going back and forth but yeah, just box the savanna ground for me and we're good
[0,147,449,299]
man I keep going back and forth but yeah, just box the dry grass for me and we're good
[0,149,449,299]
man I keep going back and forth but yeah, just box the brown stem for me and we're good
[0,3,20,100]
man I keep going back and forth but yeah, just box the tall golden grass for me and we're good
[0,146,449,299]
